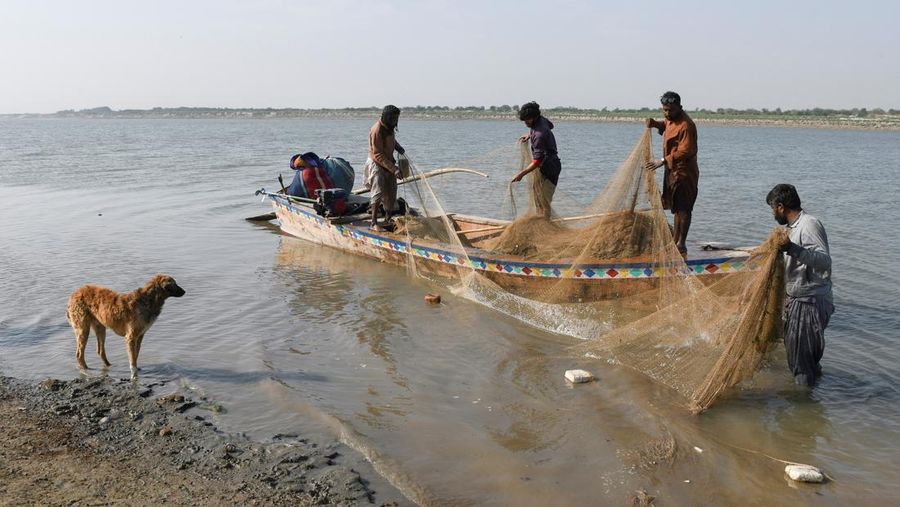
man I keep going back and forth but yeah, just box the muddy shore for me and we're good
[0,375,410,506]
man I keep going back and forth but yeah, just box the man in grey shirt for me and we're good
[767,184,834,386]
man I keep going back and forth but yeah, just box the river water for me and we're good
[1,118,897,505]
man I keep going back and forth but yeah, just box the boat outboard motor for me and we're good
[313,188,348,217]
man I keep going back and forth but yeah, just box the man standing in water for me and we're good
[365,105,405,232]
[645,91,699,257]
[768,184,834,386]
[512,102,561,217]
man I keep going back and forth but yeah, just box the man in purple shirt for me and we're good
[512,102,562,216]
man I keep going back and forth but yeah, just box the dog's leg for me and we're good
[93,324,111,368]
[126,333,140,379]
[136,333,144,357]
[75,326,90,370]
[134,332,146,375]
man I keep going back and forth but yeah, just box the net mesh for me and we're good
[392,129,786,413]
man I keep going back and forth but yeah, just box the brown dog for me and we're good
[66,274,185,378]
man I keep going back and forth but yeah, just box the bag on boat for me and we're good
[397,154,411,179]
[286,153,355,198]
[286,166,335,199]
[321,156,356,194]
[286,152,337,199]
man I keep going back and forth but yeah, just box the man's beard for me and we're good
[774,212,789,225]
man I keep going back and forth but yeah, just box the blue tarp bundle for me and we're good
[321,157,355,194]
[286,155,355,198]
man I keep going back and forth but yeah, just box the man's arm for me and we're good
[642,121,666,170]
[513,130,547,181]
[645,118,665,135]
[786,219,832,271]
[512,159,541,182]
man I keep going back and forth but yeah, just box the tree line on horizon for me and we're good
[51,105,899,118]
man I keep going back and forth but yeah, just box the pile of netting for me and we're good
[489,139,656,261]
[393,129,786,413]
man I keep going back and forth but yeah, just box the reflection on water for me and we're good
[1,118,898,505]
[275,235,412,391]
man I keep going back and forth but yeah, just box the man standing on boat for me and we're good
[365,105,405,232]
[645,91,699,257]
[512,102,561,217]
[768,184,834,387]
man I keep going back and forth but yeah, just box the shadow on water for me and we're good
[135,363,330,385]
[271,235,415,392]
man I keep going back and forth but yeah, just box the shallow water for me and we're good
[1,118,898,505]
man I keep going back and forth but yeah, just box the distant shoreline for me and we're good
[3,108,899,131]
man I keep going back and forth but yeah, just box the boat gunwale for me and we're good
[268,193,749,278]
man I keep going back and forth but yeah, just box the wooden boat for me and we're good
[256,189,751,302]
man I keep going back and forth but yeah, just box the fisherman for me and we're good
[512,102,561,217]
[364,105,405,232]
[645,91,699,257]
[768,183,834,387]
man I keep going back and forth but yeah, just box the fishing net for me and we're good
[393,129,786,412]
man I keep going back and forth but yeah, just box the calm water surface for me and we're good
[1,118,898,505]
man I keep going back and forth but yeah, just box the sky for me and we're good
[1,0,898,114]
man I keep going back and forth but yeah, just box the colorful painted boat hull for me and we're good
[267,193,750,301]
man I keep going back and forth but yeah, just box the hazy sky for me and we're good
[2,0,898,113]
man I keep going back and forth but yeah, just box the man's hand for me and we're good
[775,228,792,252]
[645,118,655,129]
[644,159,664,171]
[511,172,525,183]
[519,134,530,144]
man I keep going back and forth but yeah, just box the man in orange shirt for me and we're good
[645,91,699,257]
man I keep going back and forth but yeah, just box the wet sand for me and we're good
[0,375,409,506]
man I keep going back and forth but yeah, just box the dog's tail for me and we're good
[65,293,79,328]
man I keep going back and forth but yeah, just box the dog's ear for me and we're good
[149,274,168,287]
